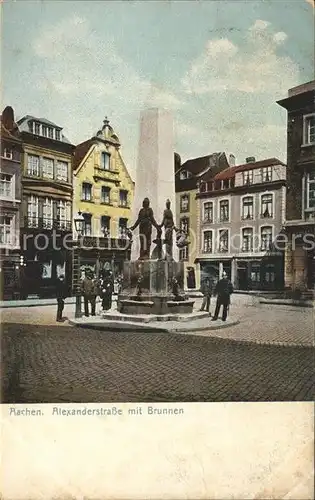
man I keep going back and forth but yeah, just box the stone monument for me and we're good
[132,108,177,261]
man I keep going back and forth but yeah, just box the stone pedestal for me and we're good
[117,259,194,315]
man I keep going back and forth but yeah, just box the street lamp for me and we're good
[73,211,85,318]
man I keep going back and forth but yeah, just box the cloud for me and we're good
[182,19,298,95]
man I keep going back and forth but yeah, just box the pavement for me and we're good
[1,294,314,404]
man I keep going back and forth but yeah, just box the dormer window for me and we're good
[55,130,61,141]
[180,170,187,180]
[243,170,253,185]
[261,167,272,183]
[34,122,40,135]
[48,127,54,139]
[42,125,48,137]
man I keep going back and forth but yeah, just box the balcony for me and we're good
[24,217,72,231]
[93,167,120,185]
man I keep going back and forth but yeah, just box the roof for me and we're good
[73,139,95,171]
[17,115,62,128]
[179,153,222,176]
[0,115,22,144]
[214,157,285,181]
[17,114,71,143]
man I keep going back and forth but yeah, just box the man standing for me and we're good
[211,271,233,322]
[99,269,114,311]
[81,270,98,317]
[56,274,67,322]
[200,277,213,313]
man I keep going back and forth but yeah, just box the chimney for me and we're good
[1,106,15,131]
[246,156,256,164]
[229,154,236,167]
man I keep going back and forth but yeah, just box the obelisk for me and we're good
[131,108,177,260]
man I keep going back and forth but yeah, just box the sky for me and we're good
[2,0,314,179]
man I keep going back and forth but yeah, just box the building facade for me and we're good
[73,118,134,279]
[175,152,230,290]
[196,157,287,290]
[0,106,23,299]
[277,81,315,291]
[18,115,74,298]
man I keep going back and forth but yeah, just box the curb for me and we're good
[259,299,314,308]
[68,318,240,333]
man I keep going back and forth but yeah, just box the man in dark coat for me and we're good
[211,271,233,321]
[200,277,214,313]
[81,270,98,317]
[99,270,114,311]
[56,274,67,322]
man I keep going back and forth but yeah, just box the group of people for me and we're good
[55,269,122,321]
[200,271,234,321]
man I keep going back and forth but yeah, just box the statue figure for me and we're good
[129,197,161,260]
[160,199,177,260]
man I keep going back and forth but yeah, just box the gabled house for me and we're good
[72,117,134,278]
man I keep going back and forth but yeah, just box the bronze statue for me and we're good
[129,198,161,260]
[160,199,177,260]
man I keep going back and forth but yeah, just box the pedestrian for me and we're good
[99,270,114,311]
[211,271,233,322]
[200,277,214,313]
[81,270,98,317]
[56,274,67,322]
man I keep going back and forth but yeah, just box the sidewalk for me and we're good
[0,296,115,309]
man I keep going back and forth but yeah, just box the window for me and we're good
[180,194,189,212]
[43,198,53,229]
[261,194,273,218]
[0,215,12,245]
[34,122,40,135]
[242,196,254,219]
[0,174,13,197]
[203,231,213,253]
[242,170,253,185]
[219,229,229,252]
[223,179,230,189]
[261,167,272,182]
[48,127,54,139]
[179,170,191,180]
[55,130,61,141]
[242,228,253,251]
[101,152,110,170]
[203,202,213,222]
[27,195,39,226]
[42,125,48,137]
[219,200,229,222]
[303,114,315,145]
[179,246,189,261]
[180,217,189,233]
[27,155,40,176]
[42,157,54,179]
[56,200,68,230]
[306,171,315,210]
[119,190,128,207]
[101,215,110,236]
[101,186,111,204]
[2,148,13,159]
[56,161,68,182]
[82,214,92,236]
[118,218,128,238]
[82,183,92,201]
[261,226,273,251]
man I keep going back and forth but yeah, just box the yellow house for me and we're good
[73,117,134,277]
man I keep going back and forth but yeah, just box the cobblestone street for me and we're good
[1,296,314,403]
